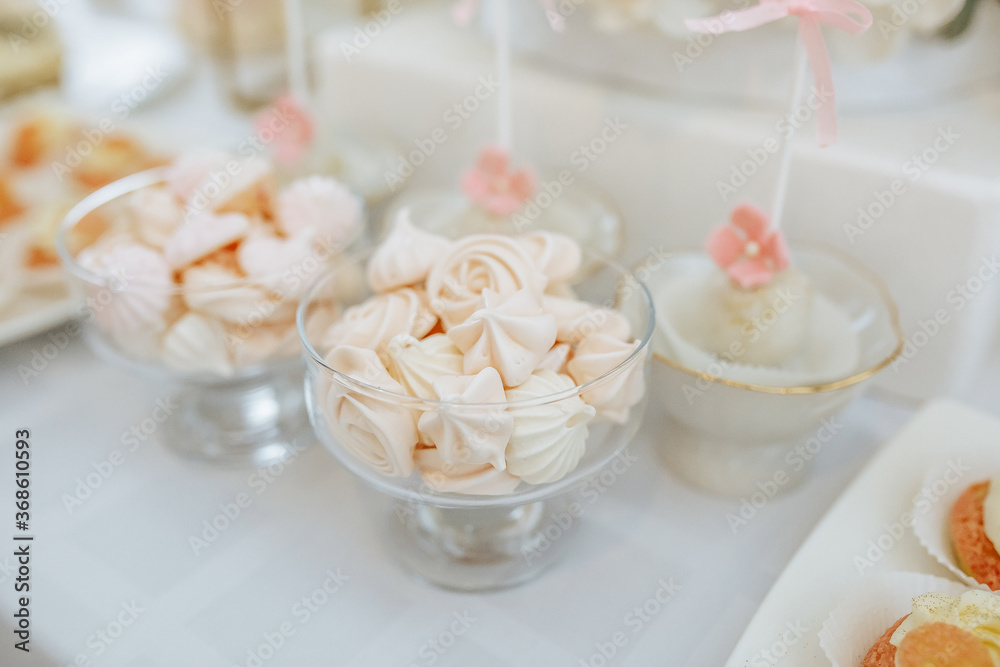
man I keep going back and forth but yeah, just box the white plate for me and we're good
[725,398,1000,666]
[0,279,74,346]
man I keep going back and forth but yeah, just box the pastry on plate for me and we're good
[951,478,1000,591]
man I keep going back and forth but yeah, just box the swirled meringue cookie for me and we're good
[237,227,316,298]
[122,186,184,248]
[568,333,644,424]
[415,447,521,495]
[367,212,452,293]
[323,345,418,477]
[321,287,437,355]
[448,288,557,387]
[77,238,173,341]
[544,294,632,345]
[227,318,299,367]
[505,370,595,484]
[211,159,275,218]
[383,333,463,400]
[425,234,547,329]
[181,262,269,324]
[417,367,512,470]
[277,175,362,247]
[537,343,571,374]
[516,231,582,284]
[164,212,250,269]
[161,312,234,376]
[164,150,230,201]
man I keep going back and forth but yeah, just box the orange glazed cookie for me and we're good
[895,622,993,667]
[862,615,906,667]
[951,481,1000,590]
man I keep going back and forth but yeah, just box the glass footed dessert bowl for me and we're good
[56,156,365,467]
[382,147,624,269]
[631,206,903,498]
[298,223,654,590]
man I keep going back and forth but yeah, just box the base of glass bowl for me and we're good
[656,413,819,499]
[386,493,579,591]
[160,363,313,467]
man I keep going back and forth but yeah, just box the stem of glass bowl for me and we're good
[159,362,313,467]
[386,492,579,591]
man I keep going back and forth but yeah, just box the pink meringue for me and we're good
[160,312,233,376]
[323,345,418,477]
[122,186,184,249]
[425,234,547,330]
[164,212,250,269]
[517,231,582,283]
[567,333,645,424]
[504,370,595,485]
[321,288,437,355]
[544,295,632,345]
[366,212,452,293]
[181,262,270,324]
[383,333,463,400]
[77,239,173,341]
[447,288,557,387]
[164,151,230,202]
[417,367,513,470]
[415,447,521,495]
[277,176,362,249]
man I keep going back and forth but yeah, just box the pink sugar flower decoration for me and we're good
[706,203,790,289]
[460,147,537,217]
[254,94,316,166]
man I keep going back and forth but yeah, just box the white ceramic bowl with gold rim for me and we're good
[638,242,904,497]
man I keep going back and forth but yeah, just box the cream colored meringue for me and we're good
[383,333,463,400]
[164,212,250,269]
[415,447,521,495]
[237,227,316,299]
[504,370,595,485]
[164,150,230,201]
[322,345,418,477]
[567,333,644,424]
[122,186,185,249]
[366,212,452,293]
[181,262,270,324]
[448,288,557,387]
[321,287,437,355]
[537,343,572,374]
[226,318,299,367]
[417,367,512,470]
[544,294,632,345]
[210,159,275,218]
[425,234,548,329]
[160,312,234,376]
[517,231,582,283]
[77,239,173,341]
[277,175,362,247]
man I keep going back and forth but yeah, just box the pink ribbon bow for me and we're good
[685,0,872,147]
[461,146,537,217]
[254,94,316,166]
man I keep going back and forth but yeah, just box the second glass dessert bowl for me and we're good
[298,246,654,591]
